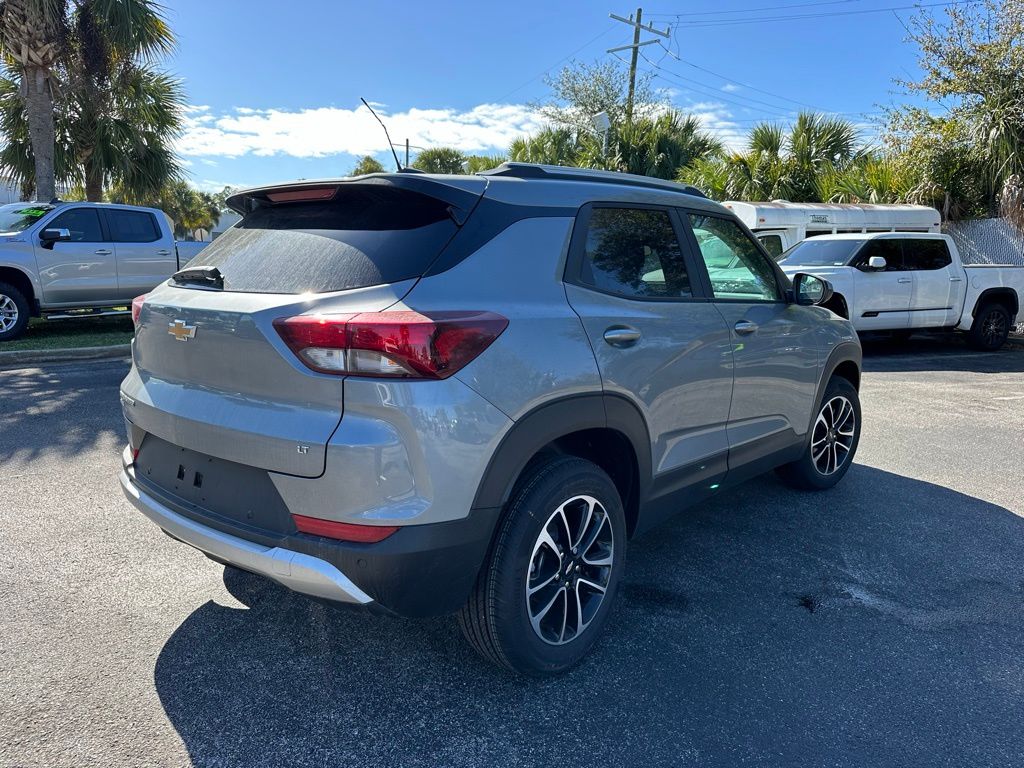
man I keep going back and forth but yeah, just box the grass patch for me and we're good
[2,315,134,352]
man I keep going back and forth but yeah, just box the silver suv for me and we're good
[119,164,862,675]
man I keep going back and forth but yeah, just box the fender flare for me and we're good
[971,287,1019,319]
[805,341,862,441]
[471,393,652,512]
[0,262,40,307]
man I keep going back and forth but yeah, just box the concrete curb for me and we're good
[0,344,131,368]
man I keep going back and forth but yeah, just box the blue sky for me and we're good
[164,0,941,191]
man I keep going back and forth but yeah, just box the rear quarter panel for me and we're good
[395,216,603,420]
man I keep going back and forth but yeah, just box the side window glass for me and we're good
[902,239,952,270]
[48,208,103,243]
[108,210,160,243]
[687,214,781,301]
[579,208,692,299]
[857,239,904,271]
[758,234,784,260]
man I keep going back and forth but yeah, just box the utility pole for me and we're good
[405,139,410,168]
[609,8,670,122]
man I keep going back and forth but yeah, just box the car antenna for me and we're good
[360,97,402,171]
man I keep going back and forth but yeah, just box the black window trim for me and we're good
[563,201,712,303]
[101,207,162,244]
[46,206,110,244]
[677,207,788,305]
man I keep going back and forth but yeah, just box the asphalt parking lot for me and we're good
[2,336,1023,767]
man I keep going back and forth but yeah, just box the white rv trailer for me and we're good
[722,201,941,258]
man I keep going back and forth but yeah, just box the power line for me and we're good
[636,52,881,122]
[653,43,821,110]
[654,0,981,28]
[646,0,862,18]
[493,24,618,103]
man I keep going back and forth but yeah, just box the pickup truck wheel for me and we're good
[776,376,861,491]
[458,456,626,676]
[968,303,1011,351]
[0,282,29,342]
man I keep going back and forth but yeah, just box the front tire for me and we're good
[0,282,30,342]
[458,456,626,676]
[777,376,861,491]
[968,302,1011,350]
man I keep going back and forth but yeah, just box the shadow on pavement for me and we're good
[860,332,1024,374]
[154,465,1024,767]
[0,360,126,464]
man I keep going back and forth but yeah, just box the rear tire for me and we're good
[777,376,861,491]
[0,281,29,342]
[458,456,626,676]
[967,302,1011,350]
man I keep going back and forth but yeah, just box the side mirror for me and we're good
[793,272,834,307]
[866,255,887,271]
[39,227,71,249]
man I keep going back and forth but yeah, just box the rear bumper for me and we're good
[119,457,374,606]
[119,446,503,617]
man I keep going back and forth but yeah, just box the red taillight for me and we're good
[131,294,147,327]
[273,310,508,379]
[292,514,399,543]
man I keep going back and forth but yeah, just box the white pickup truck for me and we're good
[0,201,210,342]
[777,232,1023,349]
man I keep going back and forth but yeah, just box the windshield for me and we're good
[778,238,863,267]
[0,203,53,233]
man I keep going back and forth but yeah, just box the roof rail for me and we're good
[479,162,707,199]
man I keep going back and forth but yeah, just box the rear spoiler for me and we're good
[226,176,488,226]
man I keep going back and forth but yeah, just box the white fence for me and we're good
[943,218,1024,266]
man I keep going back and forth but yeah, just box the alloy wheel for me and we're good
[983,311,1007,347]
[811,395,856,476]
[525,494,614,646]
[0,294,18,333]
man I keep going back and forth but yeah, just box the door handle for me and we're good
[949,277,963,282]
[94,248,112,255]
[156,249,172,256]
[734,320,759,335]
[897,277,912,284]
[603,326,642,347]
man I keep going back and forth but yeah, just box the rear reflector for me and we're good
[273,310,508,379]
[131,294,147,327]
[292,514,399,543]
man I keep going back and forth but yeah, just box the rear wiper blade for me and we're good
[172,265,224,289]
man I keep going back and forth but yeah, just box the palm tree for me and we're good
[350,155,385,175]
[599,111,721,180]
[681,112,862,202]
[0,0,66,201]
[411,147,466,174]
[509,127,581,166]
[0,0,182,201]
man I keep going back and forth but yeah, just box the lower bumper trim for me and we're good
[119,463,374,606]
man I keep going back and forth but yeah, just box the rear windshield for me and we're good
[181,186,457,293]
[778,238,863,267]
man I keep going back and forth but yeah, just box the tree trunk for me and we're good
[85,164,103,202]
[22,64,56,202]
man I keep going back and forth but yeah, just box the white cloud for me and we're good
[687,102,747,153]
[721,83,740,93]
[177,103,545,160]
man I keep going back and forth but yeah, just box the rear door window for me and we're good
[577,207,692,299]
[183,185,459,294]
[901,238,952,270]
[108,210,161,243]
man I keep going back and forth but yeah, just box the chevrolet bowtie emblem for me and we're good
[168,319,197,341]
